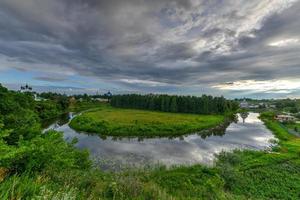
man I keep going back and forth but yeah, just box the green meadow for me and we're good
[69,104,225,137]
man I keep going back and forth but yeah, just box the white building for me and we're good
[20,84,32,93]
[240,99,249,108]
[93,98,109,102]
[275,115,296,122]
[248,105,259,109]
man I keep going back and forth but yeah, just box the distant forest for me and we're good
[110,94,238,114]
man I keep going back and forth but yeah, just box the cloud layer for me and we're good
[0,0,300,97]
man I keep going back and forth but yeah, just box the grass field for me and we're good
[69,104,225,137]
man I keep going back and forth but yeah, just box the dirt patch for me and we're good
[0,167,8,182]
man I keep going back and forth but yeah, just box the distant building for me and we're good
[93,98,109,102]
[20,84,32,93]
[69,96,76,102]
[34,94,43,101]
[20,84,42,101]
[269,104,276,108]
[240,99,249,108]
[275,115,296,123]
[104,91,112,97]
[68,97,76,106]
[248,104,259,109]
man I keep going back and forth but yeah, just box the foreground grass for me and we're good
[69,104,225,137]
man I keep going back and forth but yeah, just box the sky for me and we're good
[0,0,300,98]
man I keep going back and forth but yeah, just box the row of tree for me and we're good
[110,94,238,114]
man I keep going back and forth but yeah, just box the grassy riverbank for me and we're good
[214,113,300,199]
[69,104,225,137]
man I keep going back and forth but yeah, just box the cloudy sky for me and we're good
[0,0,300,98]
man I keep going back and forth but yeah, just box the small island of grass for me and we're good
[69,104,226,137]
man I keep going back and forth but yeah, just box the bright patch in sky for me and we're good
[268,38,299,47]
[213,79,300,94]
[120,79,169,87]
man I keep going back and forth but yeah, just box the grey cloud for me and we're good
[154,42,196,61]
[34,76,67,82]
[0,0,299,98]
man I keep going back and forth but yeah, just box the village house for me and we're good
[93,98,109,102]
[268,104,276,108]
[275,114,296,123]
[239,99,259,109]
[34,94,44,101]
[240,99,249,108]
[248,104,259,109]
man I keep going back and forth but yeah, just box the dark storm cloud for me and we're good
[154,42,196,61]
[0,0,299,97]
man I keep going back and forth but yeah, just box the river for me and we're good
[44,112,275,169]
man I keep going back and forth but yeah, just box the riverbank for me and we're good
[209,112,300,199]
[143,113,300,199]
[69,104,226,137]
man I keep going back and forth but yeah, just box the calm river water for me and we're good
[44,112,275,168]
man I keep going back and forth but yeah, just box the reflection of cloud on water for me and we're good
[45,112,275,168]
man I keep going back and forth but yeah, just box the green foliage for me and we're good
[35,100,63,120]
[70,104,225,137]
[0,173,43,199]
[1,129,90,174]
[4,109,40,144]
[69,101,105,112]
[0,85,41,144]
[152,165,226,199]
[170,96,178,112]
[35,92,71,120]
[259,111,294,141]
[111,94,238,115]
[259,111,276,119]
[216,149,300,199]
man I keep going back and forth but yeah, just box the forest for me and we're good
[111,94,239,114]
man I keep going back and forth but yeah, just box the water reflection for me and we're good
[44,112,275,168]
[42,113,72,129]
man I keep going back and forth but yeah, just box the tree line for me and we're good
[111,94,238,114]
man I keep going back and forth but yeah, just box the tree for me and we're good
[170,96,178,112]
[110,94,237,114]
[290,107,298,114]
[148,97,155,110]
